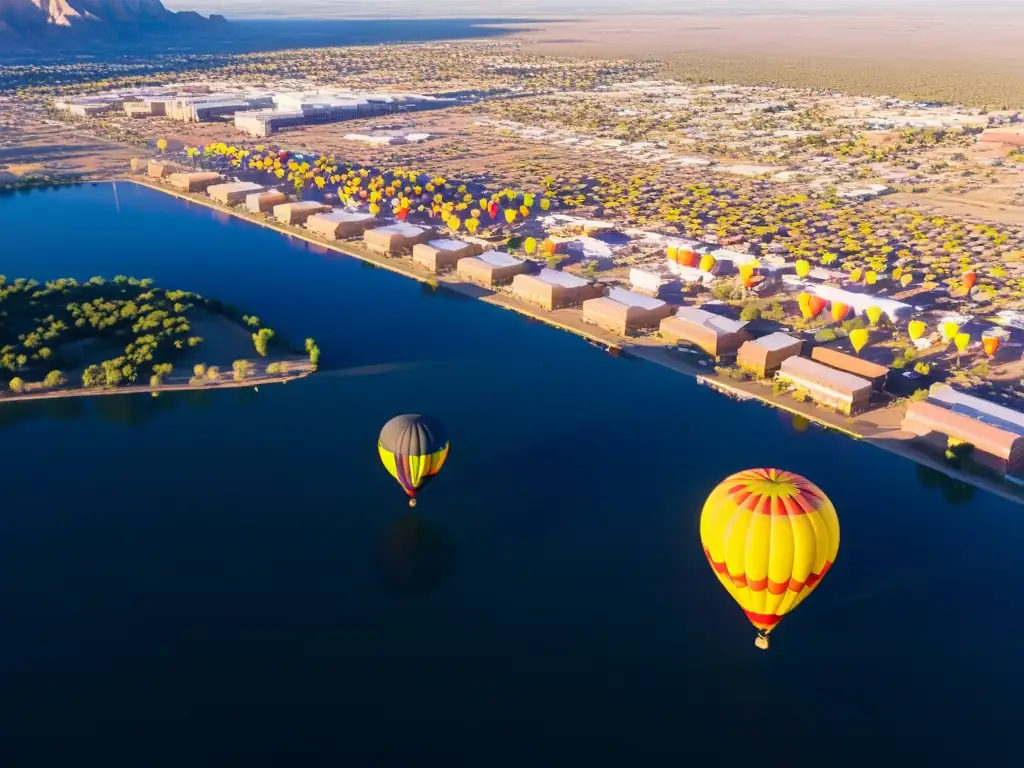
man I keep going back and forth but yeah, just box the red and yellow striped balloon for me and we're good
[700,469,840,649]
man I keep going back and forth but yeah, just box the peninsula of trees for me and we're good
[0,274,317,399]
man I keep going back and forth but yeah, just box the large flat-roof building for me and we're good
[412,239,479,273]
[808,284,913,323]
[207,181,265,205]
[246,190,287,214]
[737,332,803,377]
[457,251,527,287]
[363,223,436,254]
[903,398,1024,473]
[272,201,331,226]
[305,209,378,240]
[511,268,601,309]
[659,306,750,357]
[777,356,873,415]
[168,172,223,193]
[582,288,673,336]
[810,346,889,391]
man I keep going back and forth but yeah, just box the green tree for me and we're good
[252,327,275,357]
[8,377,25,393]
[233,359,252,382]
[305,337,321,367]
[206,366,220,382]
[44,370,66,387]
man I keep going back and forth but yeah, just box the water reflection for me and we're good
[379,514,456,595]
[915,463,976,505]
[0,388,223,428]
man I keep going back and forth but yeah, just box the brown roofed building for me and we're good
[169,172,223,193]
[903,400,1024,473]
[810,346,889,391]
[582,288,673,336]
[363,223,436,254]
[207,181,265,205]
[246,190,287,214]
[305,210,378,240]
[273,201,331,226]
[511,268,602,309]
[659,306,751,357]
[737,332,803,377]
[777,356,872,415]
[412,239,479,273]
[457,250,527,287]
[978,129,1024,148]
[147,160,178,178]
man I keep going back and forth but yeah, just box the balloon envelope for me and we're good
[700,469,839,639]
[908,320,926,341]
[983,336,1001,357]
[850,328,870,354]
[831,302,850,322]
[378,414,450,499]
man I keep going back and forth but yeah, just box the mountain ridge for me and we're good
[0,0,226,39]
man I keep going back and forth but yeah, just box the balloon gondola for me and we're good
[378,414,449,507]
[700,469,840,650]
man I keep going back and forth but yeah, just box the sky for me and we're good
[164,0,1019,20]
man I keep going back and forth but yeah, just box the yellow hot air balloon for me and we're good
[666,245,678,262]
[901,273,913,288]
[954,332,971,352]
[865,306,883,326]
[798,292,813,319]
[850,328,870,354]
[699,254,716,273]
[794,259,811,278]
[941,321,960,342]
[849,268,863,283]
[701,469,840,650]
[908,320,926,341]
[524,237,538,256]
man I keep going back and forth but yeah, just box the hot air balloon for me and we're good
[701,469,840,650]
[865,306,883,326]
[983,335,1001,358]
[378,414,450,507]
[908,320,926,341]
[679,250,697,267]
[700,254,716,273]
[850,328,870,354]
[954,332,971,353]
[941,321,960,342]
[795,259,811,278]
[962,272,977,293]
[667,245,679,262]
[831,302,850,322]
[739,263,756,287]
[900,273,913,288]
[798,292,813,319]
[807,295,827,318]
[865,271,877,286]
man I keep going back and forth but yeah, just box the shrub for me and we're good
[8,377,24,393]
[910,388,930,401]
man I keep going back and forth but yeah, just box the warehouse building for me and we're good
[903,399,1024,473]
[582,288,673,336]
[305,210,378,240]
[776,356,873,415]
[412,239,479,273]
[511,269,601,309]
[246,190,287,214]
[207,181,265,205]
[168,172,223,193]
[457,251,527,287]
[810,346,889,391]
[659,306,750,357]
[737,332,803,377]
[272,201,331,226]
[363,223,435,254]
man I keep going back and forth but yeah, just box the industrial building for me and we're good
[167,95,275,123]
[807,284,913,323]
[737,332,803,377]
[207,181,265,205]
[273,201,331,226]
[659,306,750,357]
[412,239,479,273]
[582,288,673,336]
[457,251,527,287]
[629,267,680,298]
[168,172,223,193]
[776,356,873,415]
[246,190,286,214]
[810,346,889,391]
[364,223,436,254]
[305,210,378,240]
[902,388,1024,473]
[510,269,601,309]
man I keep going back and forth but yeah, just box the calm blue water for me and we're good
[0,183,1019,764]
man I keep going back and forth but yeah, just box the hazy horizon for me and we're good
[164,0,1024,20]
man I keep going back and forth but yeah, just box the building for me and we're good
[304,210,377,240]
[808,284,913,323]
[737,332,803,377]
[168,172,223,193]
[168,95,274,123]
[272,201,331,226]
[582,288,673,336]
[511,269,601,309]
[810,346,889,391]
[147,161,177,179]
[235,109,306,138]
[629,267,680,298]
[124,102,153,118]
[902,398,1024,473]
[412,239,479,273]
[363,223,435,254]
[978,129,1024,148]
[928,384,1024,435]
[207,181,265,205]
[456,251,527,287]
[659,306,751,357]
[776,356,872,415]
[67,103,116,117]
[246,190,287,214]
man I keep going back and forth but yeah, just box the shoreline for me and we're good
[0,358,315,405]
[130,177,1024,506]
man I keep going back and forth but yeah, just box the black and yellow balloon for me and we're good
[378,414,450,507]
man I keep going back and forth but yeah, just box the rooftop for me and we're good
[607,287,666,311]
[673,306,748,335]
[477,250,522,268]
[750,331,802,352]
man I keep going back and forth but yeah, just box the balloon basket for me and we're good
[408,498,417,508]
[754,634,770,651]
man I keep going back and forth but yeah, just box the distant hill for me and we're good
[0,0,226,44]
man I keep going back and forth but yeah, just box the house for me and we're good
[511,269,602,310]
[776,356,872,415]
[363,223,435,254]
[412,239,479,273]
[305,210,378,240]
[903,399,1024,473]
[456,250,527,287]
[168,172,223,193]
[659,306,751,357]
[272,201,331,226]
[810,346,889,391]
[207,181,265,205]
[582,288,673,335]
[737,332,803,377]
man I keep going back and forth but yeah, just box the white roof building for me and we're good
[807,284,913,322]
[673,306,749,335]
[928,384,1024,437]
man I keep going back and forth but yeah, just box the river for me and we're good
[0,183,1019,763]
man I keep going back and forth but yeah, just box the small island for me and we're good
[0,274,318,400]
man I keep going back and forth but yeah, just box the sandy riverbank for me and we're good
[132,177,1024,505]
